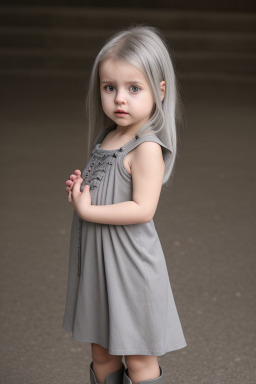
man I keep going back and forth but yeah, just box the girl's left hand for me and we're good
[66,169,81,200]
[69,177,92,217]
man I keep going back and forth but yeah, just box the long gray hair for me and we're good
[85,25,183,185]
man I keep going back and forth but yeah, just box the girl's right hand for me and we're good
[66,169,81,199]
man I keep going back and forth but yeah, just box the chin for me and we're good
[113,120,130,127]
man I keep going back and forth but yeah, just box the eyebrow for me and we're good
[100,80,144,85]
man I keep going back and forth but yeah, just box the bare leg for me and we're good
[91,343,123,383]
[125,355,160,384]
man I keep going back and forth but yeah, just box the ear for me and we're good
[160,81,165,101]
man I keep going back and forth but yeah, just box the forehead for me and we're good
[99,58,147,82]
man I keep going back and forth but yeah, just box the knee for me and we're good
[91,343,114,365]
[125,355,156,373]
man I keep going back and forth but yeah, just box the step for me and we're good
[1,48,255,77]
[1,1,256,12]
[1,26,255,54]
[0,7,255,33]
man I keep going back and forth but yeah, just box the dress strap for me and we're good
[123,132,172,156]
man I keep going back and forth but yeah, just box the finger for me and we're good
[70,174,76,181]
[74,169,81,177]
[80,184,90,194]
[66,183,73,191]
[68,190,72,203]
[72,177,83,194]
[74,177,83,183]
[66,180,73,192]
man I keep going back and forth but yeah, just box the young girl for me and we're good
[62,25,187,384]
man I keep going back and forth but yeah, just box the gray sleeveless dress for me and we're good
[62,130,187,356]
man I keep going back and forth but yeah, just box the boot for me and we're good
[123,366,164,384]
[90,361,125,384]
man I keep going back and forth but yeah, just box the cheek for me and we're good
[144,95,155,115]
[100,93,110,113]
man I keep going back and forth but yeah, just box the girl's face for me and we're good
[99,58,155,133]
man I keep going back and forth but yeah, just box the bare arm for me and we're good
[71,141,165,225]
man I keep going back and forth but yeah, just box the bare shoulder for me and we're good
[134,140,163,156]
[132,141,164,164]
[124,141,164,176]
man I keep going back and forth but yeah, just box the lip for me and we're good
[115,110,128,114]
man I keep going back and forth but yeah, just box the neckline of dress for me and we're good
[96,134,138,153]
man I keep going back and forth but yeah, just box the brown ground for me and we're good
[0,74,255,383]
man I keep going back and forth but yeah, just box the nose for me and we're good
[115,89,126,105]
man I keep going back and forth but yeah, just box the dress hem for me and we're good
[62,324,187,356]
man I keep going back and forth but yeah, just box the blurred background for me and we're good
[0,1,255,383]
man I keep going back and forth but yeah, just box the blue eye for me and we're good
[105,85,115,92]
[130,85,140,93]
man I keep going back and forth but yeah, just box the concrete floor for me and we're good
[0,73,255,384]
